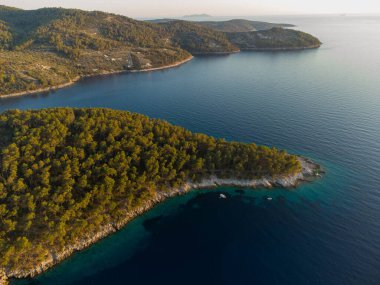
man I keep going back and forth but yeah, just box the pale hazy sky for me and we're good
[1,0,379,18]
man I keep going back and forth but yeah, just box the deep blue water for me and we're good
[5,16,380,284]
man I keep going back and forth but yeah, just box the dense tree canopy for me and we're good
[0,108,301,272]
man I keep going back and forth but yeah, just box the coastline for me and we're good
[2,157,323,284]
[0,77,81,99]
[0,56,194,100]
[192,50,240,56]
[128,56,193,73]
[240,44,321,51]
[0,44,320,100]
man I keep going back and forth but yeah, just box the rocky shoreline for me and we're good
[241,44,321,51]
[0,43,321,100]
[1,157,322,285]
[192,50,241,56]
[0,44,320,100]
[0,56,194,99]
[0,77,81,99]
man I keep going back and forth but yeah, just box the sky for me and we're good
[1,0,379,18]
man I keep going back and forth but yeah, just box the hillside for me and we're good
[0,7,197,96]
[227,27,322,50]
[198,19,294,32]
[0,6,239,56]
[0,6,321,97]
[157,20,238,54]
[0,7,240,97]
[0,108,303,278]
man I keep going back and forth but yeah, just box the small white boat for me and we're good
[267,197,273,201]
[219,194,227,199]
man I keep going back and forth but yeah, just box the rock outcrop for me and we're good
[0,270,8,285]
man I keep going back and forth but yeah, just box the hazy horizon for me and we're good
[1,0,380,18]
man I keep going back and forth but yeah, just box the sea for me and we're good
[3,15,380,285]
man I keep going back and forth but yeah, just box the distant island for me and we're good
[0,108,322,284]
[0,6,322,98]
[183,14,213,19]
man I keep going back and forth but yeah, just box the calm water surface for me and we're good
[5,16,380,284]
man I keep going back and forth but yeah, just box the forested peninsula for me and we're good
[226,27,322,50]
[0,6,321,97]
[0,108,322,283]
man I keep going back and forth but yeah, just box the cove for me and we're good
[5,15,380,284]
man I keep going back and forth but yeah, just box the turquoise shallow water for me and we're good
[4,15,380,284]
